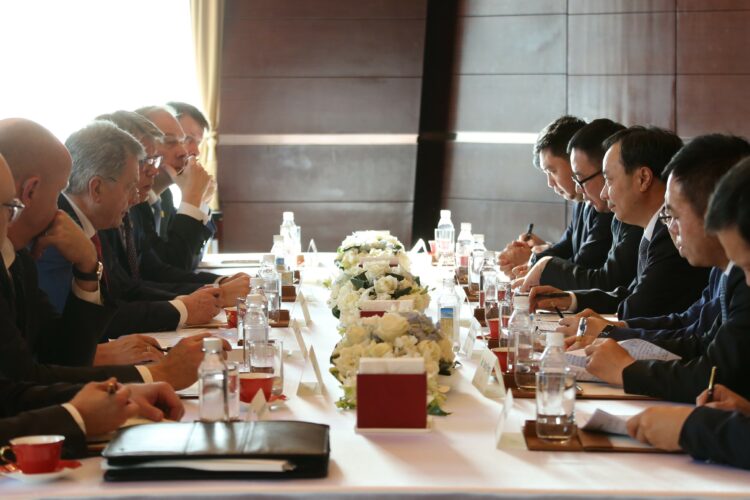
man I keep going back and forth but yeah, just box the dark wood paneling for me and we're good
[222,19,425,77]
[569,0,675,14]
[225,0,427,19]
[455,15,566,74]
[677,11,750,74]
[217,145,417,203]
[220,77,422,134]
[458,0,566,16]
[568,75,675,128]
[221,202,414,251]
[442,143,561,203]
[449,75,566,132]
[568,13,675,74]
[677,0,750,11]
[442,198,567,251]
[676,75,750,137]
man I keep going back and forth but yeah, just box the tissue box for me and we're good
[356,357,427,429]
[358,300,414,318]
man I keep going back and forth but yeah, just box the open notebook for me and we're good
[566,338,681,382]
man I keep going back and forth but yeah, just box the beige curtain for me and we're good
[190,0,224,210]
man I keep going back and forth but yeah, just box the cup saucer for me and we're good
[1,460,80,484]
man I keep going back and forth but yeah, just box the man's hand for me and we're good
[626,406,694,451]
[179,288,222,325]
[147,333,231,390]
[69,378,139,436]
[126,381,185,421]
[584,339,635,386]
[498,241,531,274]
[696,384,750,416]
[510,263,529,279]
[218,274,250,307]
[519,232,545,247]
[558,314,612,350]
[529,285,572,313]
[94,335,164,366]
[202,177,217,206]
[518,256,552,292]
[174,156,211,207]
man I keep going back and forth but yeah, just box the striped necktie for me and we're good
[637,237,649,280]
[120,214,140,280]
[719,271,728,324]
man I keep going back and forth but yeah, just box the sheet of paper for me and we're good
[577,409,630,436]
[618,338,682,362]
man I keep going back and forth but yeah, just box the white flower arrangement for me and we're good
[330,312,455,414]
[327,260,430,326]
[334,231,406,271]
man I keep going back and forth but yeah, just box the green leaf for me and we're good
[427,400,451,416]
[386,272,404,281]
[332,306,340,319]
[392,287,412,299]
[350,271,369,290]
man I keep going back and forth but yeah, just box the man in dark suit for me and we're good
[0,118,224,390]
[583,148,750,403]
[499,116,614,278]
[0,378,184,458]
[135,106,214,271]
[519,119,643,292]
[530,127,710,320]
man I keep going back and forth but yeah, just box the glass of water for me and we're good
[247,340,284,401]
[535,371,576,442]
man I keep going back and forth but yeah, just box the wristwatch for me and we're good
[599,324,616,338]
[72,261,103,282]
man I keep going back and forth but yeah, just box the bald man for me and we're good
[134,106,213,270]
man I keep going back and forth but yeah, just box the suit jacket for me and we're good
[36,195,181,337]
[539,217,642,291]
[622,265,750,403]
[680,407,750,470]
[0,248,142,383]
[531,202,612,269]
[602,267,723,345]
[132,189,212,272]
[0,381,86,457]
[573,220,710,320]
[160,188,216,270]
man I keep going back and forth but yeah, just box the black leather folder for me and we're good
[102,420,330,481]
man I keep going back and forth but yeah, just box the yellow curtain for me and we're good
[190,0,224,210]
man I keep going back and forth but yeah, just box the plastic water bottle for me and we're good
[280,211,301,265]
[434,209,455,267]
[469,234,486,292]
[479,251,497,303]
[199,337,228,422]
[483,269,500,339]
[249,277,268,317]
[509,294,536,388]
[455,222,473,283]
[437,278,461,353]
[259,254,280,317]
[243,294,269,347]
[536,331,576,441]
[270,234,284,259]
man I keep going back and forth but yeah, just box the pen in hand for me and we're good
[523,223,534,241]
[706,366,718,402]
[553,306,565,319]
[106,380,118,395]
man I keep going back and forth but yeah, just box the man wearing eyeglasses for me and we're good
[135,106,214,271]
[516,119,643,292]
[530,126,710,321]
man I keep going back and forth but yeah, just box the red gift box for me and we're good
[356,373,428,429]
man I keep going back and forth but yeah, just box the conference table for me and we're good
[4,252,750,499]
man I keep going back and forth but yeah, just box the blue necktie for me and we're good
[719,271,728,324]
[151,199,162,235]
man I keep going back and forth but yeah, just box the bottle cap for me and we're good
[202,337,223,352]
[440,209,451,219]
[262,254,275,264]
[513,294,530,309]
[546,331,564,347]
[246,294,265,305]
[283,211,294,221]
[461,222,472,231]
[474,234,484,243]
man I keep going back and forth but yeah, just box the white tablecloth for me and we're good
[3,253,750,499]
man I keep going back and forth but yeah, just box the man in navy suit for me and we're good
[581,139,750,403]
[498,116,614,278]
[530,127,710,321]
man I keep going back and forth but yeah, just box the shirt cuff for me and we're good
[61,403,86,434]
[178,202,210,225]
[136,365,154,383]
[566,292,578,313]
[170,299,188,328]
[70,278,102,305]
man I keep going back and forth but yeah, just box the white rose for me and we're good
[374,275,399,296]
[346,324,369,345]
[367,341,394,358]
[375,313,410,343]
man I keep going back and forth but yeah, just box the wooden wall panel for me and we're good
[568,13,675,74]
[217,145,417,203]
[568,75,675,128]
[676,76,750,137]
[449,75,567,132]
[442,198,567,251]
[458,0,566,15]
[225,0,426,19]
[677,0,750,11]
[220,77,422,134]
[455,15,567,74]
[569,0,675,13]
[223,19,425,77]
[221,202,414,252]
[677,11,750,73]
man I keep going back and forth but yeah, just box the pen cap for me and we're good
[546,331,564,347]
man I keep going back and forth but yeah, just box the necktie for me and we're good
[8,258,25,331]
[637,237,649,280]
[120,214,140,280]
[719,271,728,324]
[151,199,162,235]
[90,233,108,291]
